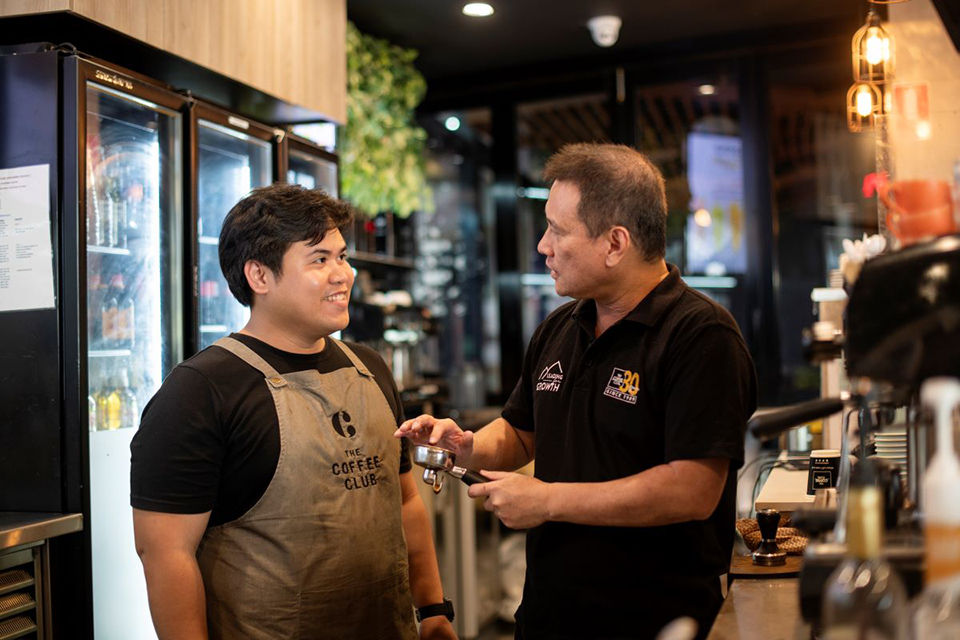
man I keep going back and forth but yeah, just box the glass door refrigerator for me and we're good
[76,55,186,640]
[283,133,339,195]
[190,102,279,351]
[0,46,187,639]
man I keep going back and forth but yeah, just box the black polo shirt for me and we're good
[502,264,757,640]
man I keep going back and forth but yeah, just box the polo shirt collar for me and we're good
[571,263,686,330]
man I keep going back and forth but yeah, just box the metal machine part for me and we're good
[412,444,487,493]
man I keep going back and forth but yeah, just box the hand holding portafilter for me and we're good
[412,444,487,494]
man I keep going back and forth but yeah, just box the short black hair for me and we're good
[543,143,667,261]
[219,184,353,306]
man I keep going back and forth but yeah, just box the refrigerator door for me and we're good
[84,80,183,639]
[196,119,273,349]
[287,141,338,195]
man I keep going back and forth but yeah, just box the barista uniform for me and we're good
[502,264,757,640]
[131,333,417,639]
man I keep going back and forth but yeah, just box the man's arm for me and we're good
[399,472,457,640]
[469,458,729,530]
[133,509,211,640]
[395,416,535,473]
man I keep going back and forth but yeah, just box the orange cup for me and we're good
[878,179,956,246]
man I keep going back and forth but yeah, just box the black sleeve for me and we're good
[661,324,757,468]
[130,365,224,513]
[347,342,412,474]
[501,323,544,432]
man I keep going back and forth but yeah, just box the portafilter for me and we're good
[412,444,487,493]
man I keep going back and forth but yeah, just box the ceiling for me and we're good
[347,0,865,82]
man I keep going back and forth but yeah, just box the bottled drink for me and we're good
[117,283,135,350]
[119,368,139,429]
[105,374,122,431]
[912,378,960,639]
[101,274,126,349]
[88,273,102,349]
[95,387,109,431]
[821,466,907,640]
[105,177,120,247]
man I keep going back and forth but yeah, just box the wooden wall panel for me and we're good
[0,0,69,15]
[0,0,346,122]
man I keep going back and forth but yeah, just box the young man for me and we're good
[131,184,456,640]
[396,144,757,639]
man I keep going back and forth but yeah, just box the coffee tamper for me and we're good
[412,444,487,494]
[752,508,787,566]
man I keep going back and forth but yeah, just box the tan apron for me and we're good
[197,336,417,640]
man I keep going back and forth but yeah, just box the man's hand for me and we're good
[394,414,475,464]
[468,471,552,529]
[418,616,458,639]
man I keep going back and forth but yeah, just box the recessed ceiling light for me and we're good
[444,116,461,131]
[463,3,494,17]
[698,84,716,96]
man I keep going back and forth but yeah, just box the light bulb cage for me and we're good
[852,10,893,84]
[847,82,883,132]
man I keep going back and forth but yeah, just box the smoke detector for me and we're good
[587,15,622,47]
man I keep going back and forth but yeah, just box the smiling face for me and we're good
[537,180,610,299]
[252,228,355,342]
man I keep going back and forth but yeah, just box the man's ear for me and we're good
[605,226,632,267]
[244,260,272,296]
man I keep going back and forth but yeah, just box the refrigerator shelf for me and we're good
[199,325,228,333]
[87,245,131,256]
[88,349,133,358]
[199,235,219,246]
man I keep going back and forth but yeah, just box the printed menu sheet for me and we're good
[0,164,55,312]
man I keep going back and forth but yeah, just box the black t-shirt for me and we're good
[130,333,411,527]
[502,265,757,639]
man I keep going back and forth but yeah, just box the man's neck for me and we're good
[593,259,669,337]
[237,318,327,354]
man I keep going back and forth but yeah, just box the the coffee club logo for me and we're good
[332,447,383,491]
[331,410,357,438]
[536,361,564,392]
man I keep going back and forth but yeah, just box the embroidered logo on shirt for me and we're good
[604,368,640,405]
[536,361,564,392]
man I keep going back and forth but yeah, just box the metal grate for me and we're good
[0,615,37,640]
[0,591,34,619]
[0,572,32,599]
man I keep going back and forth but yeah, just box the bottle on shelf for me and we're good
[912,378,960,639]
[119,368,139,429]
[105,372,122,431]
[106,177,121,248]
[88,273,102,349]
[821,461,908,640]
[95,384,109,432]
[100,275,120,350]
[117,281,135,350]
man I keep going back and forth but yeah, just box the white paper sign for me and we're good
[0,164,55,312]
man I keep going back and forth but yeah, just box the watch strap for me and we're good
[415,598,454,622]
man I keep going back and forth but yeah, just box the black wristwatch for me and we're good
[415,598,455,622]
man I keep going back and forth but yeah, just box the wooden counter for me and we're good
[707,578,810,640]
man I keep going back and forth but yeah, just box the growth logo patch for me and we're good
[536,361,564,393]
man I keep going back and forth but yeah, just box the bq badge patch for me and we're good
[604,368,639,405]
[536,361,564,392]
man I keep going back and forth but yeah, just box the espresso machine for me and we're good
[749,234,960,625]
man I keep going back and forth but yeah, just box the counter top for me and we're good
[0,512,83,551]
[707,578,810,640]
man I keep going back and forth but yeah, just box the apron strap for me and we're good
[332,338,375,379]
[212,336,284,381]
